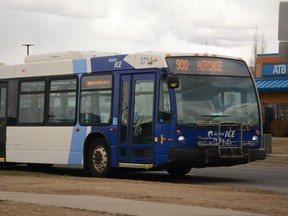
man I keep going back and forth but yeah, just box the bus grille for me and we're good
[196,121,256,158]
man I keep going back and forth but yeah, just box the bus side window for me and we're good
[48,78,77,124]
[7,80,18,126]
[158,78,171,123]
[19,80,45,124]
[80,74,112,125]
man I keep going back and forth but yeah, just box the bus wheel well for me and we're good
[83,133,109,175]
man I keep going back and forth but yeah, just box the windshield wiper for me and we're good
[201,114,231,121]
[180,123,197,128]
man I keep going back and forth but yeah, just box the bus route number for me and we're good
[176,59,189,71]
[140,57,153,65]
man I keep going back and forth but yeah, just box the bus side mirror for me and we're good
[167,74,179,88]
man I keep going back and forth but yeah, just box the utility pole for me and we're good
[22,44,34,55]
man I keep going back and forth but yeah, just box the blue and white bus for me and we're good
[0,51,266,177]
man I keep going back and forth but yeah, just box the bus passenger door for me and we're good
[119,74,155,165]
[0,83,7,160]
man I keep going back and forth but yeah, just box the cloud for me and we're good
[0,0,285,65]
[0,0,111,18]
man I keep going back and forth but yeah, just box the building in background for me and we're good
[255,53,288,136]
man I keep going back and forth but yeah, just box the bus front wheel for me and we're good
[166,167,191,176]
[88,138,110,178]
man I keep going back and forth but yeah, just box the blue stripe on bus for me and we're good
[68,59,88,165]
[91,55,134,72]
[73,58,87,73]
[68,124,87,165]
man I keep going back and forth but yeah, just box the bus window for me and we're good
[0,88,6,118]
[158,78,171,123]
[19,80,45,124]
[133,79,154,144]
[7,80,18,126]
[174,75,259,125]
[80,74,112,125]
[120,80,129,144]
[48,78,77,124]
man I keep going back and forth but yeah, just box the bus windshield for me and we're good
[175,75,260,125]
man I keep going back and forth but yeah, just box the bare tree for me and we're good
[250,27,258,76]
[250,26,267,77]
[260,31,267,54]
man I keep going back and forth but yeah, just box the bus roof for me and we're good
[24,51,118,63]
[0,51,244,79]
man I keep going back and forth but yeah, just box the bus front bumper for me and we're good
[167,147,266,168]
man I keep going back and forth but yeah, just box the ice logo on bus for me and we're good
[207,130,237,145]
[207,130,236,138]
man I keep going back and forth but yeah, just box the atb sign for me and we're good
[262,64,288,76]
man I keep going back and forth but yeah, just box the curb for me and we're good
[268,154,288,158]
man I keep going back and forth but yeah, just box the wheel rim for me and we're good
[92,145,108,173]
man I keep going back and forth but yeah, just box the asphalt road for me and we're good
[113,164,288,195]
[106,164,288,195]
[188,165,288,194]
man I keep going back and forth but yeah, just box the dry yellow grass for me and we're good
[271,138,288,154]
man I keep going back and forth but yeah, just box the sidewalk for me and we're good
[268,154,288,157]
[0,191,265,216]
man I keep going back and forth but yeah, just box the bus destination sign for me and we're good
[166,57,249,76]
[175,58,223,72]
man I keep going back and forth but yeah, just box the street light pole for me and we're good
[22,44,34,55]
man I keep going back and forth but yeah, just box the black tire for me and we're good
[166,167,191,177]
[88,138,110,177]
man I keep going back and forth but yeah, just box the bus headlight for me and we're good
[252,135,258,143]
[178,135,185,144]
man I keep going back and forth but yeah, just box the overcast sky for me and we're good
[0,0,285,65]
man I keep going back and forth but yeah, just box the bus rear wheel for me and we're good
[166,167,191,177]
[88,138,110,177]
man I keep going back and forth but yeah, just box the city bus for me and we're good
[0,51,266,177]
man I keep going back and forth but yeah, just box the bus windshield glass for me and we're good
[174,75,260,125]
[166,57,259,125]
